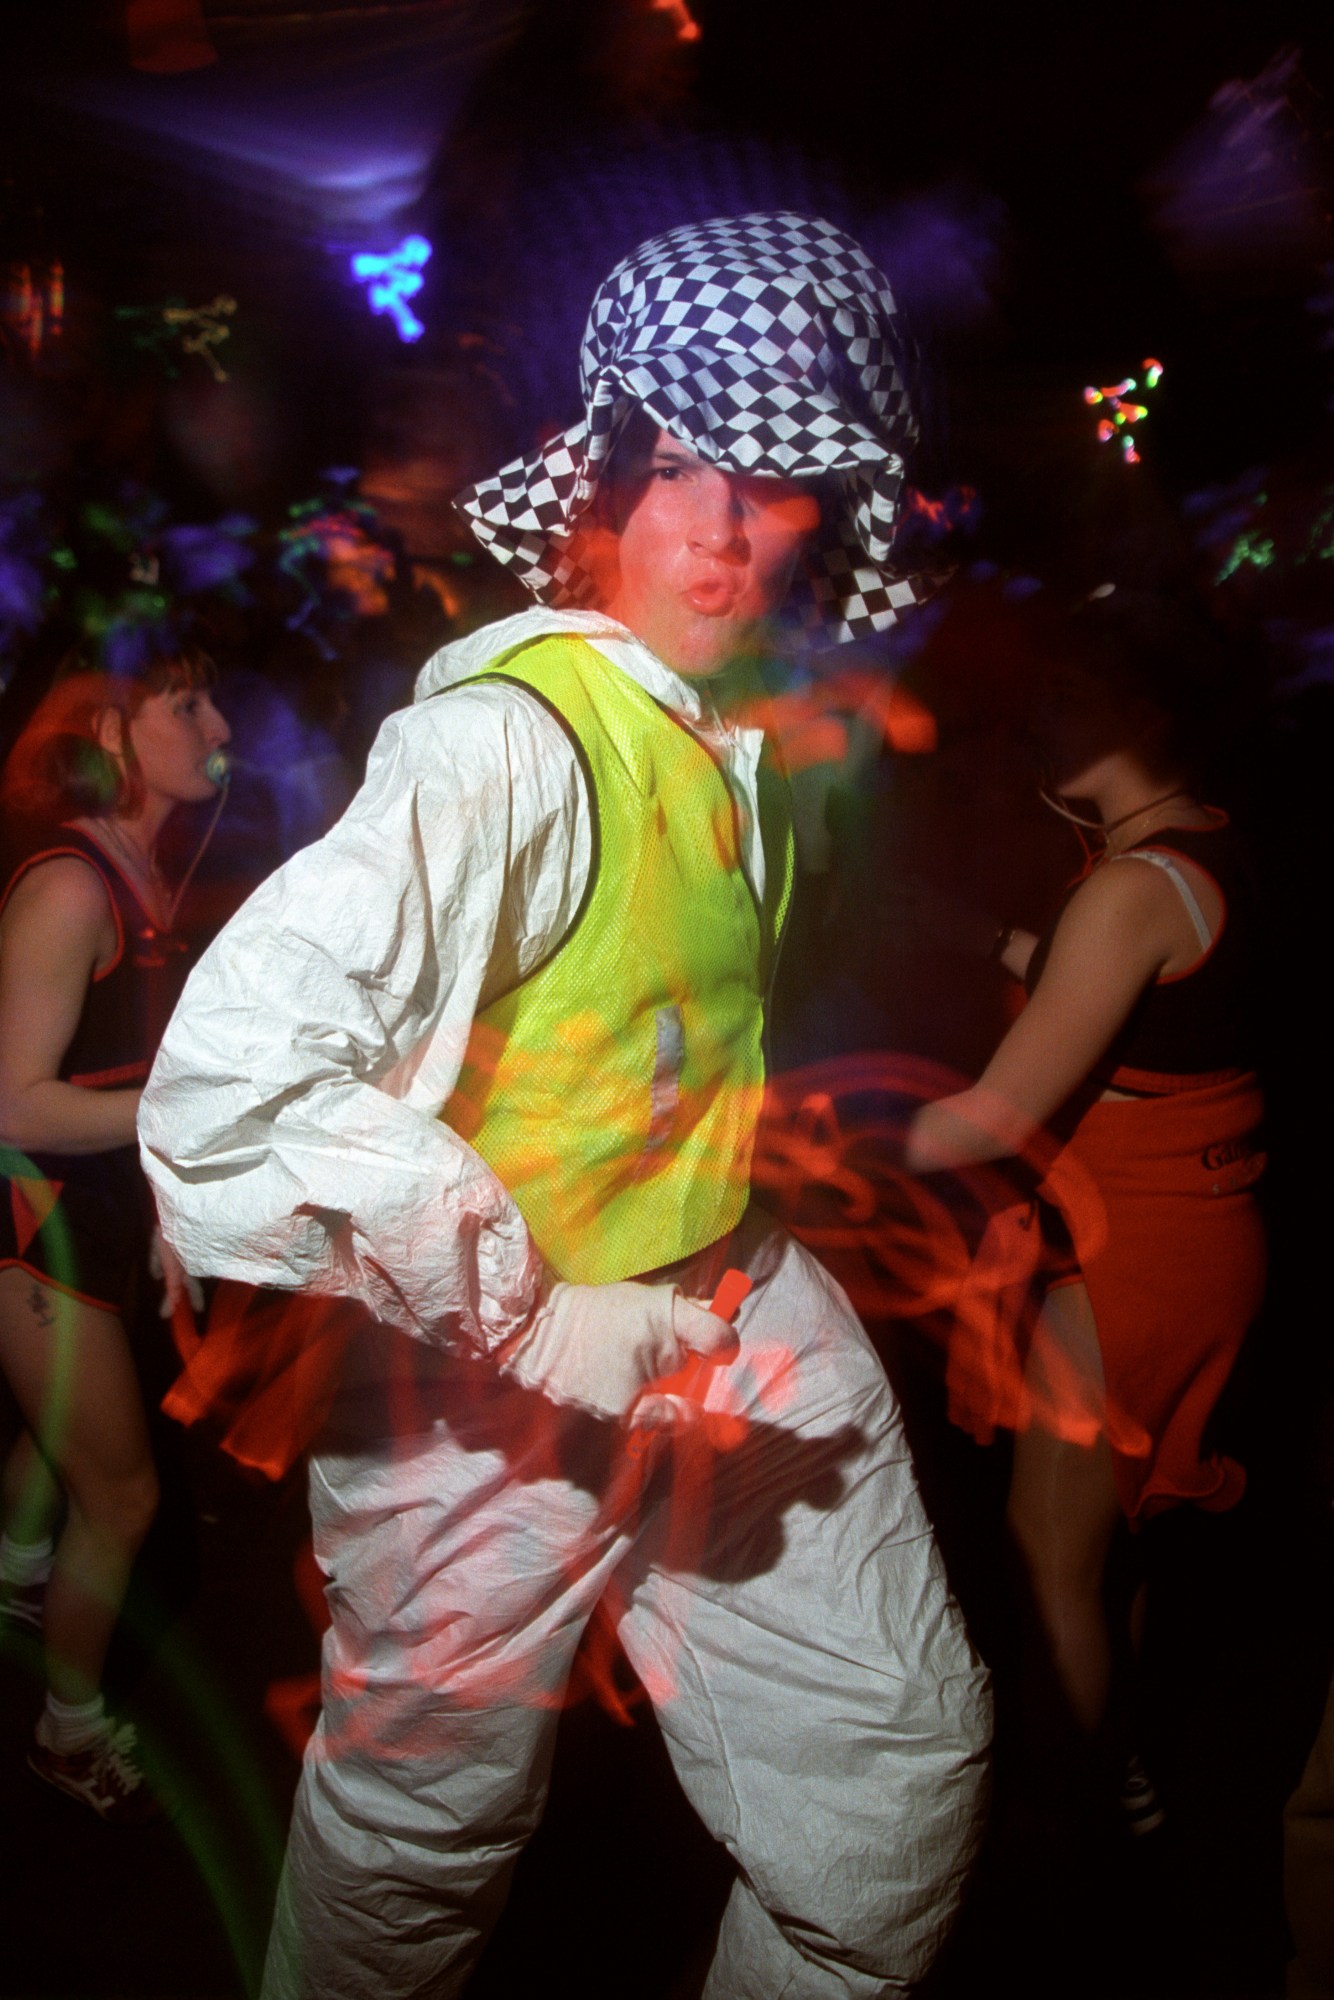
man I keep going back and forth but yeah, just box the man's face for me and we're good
[602,427,821,678]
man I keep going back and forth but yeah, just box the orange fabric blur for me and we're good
[162,1281,362,1479]
[945,1072,1265,1522]
[753,1053,1264,1523]
[736,668,937,774]
[1039,1072,1264,1521]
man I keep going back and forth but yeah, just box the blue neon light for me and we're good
[350,234,432,342]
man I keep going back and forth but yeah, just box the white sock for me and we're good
[43,1691,107,1755]
[0,1533,55,1587]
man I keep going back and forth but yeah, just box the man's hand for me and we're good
[500,1278,738,1423]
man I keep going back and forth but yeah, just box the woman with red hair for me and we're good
[0,643,228,1820]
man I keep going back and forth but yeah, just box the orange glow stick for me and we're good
[626,1268,752,1458]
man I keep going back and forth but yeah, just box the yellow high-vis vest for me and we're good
[439,635,793,1283]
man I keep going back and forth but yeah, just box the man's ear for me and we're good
[93,706,126,762]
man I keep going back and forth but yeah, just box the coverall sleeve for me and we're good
[138,685,589,1354]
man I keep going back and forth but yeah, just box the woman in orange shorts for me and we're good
[905,587,1264,1825]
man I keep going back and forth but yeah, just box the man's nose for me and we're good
[687,475,747,558]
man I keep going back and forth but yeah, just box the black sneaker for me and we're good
[28,1715,159,1824]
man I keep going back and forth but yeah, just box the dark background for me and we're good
[4,0,1331,544]
[2,5,1333,1998]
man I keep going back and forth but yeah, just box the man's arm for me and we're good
[139,684,590,1356]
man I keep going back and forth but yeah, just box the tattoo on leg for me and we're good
[28,1283,56,1329]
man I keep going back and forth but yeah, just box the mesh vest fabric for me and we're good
[439,636,793,1284]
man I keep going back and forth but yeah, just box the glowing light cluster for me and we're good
[277,492,395,641]
[1083,357,1163,465]
[3,259,65,359]
[115,293,235,381]
[350,234,432,343]
[163,295,236,382]
[1217,530,1276,582]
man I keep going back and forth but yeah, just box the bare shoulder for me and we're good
[1062,854,1182,926]
[1,853,115,950]
[1040,855,1182,986]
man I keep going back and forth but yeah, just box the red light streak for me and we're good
[2,260,64,360]
[736,669,936,773]
[650,0,702,41]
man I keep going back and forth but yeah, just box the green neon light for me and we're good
[1217,533,1276,582]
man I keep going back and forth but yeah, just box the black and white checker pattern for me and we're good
[455,212,930,645]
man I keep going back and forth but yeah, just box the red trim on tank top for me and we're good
[67,822,167,940]
[1103,1063,1250,1096]
[66,1060,150,1088]
[1,844,126,983]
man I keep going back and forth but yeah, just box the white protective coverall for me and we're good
[140,605,990,2000]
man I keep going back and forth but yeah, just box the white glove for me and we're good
[500,1278,738,1423]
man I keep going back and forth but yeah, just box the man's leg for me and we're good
[261,1344,635,2000]
[617,1216,991,1998]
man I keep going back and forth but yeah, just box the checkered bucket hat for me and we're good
[455,211,928,646]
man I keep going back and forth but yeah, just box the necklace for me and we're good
[1039,784,1195,847]
[86,817,169,926]
[1102,787,1192,838]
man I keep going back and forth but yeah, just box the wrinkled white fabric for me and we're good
[261,1213,991,2000]
[139,608,768,1353]
[144,605,990,2000]
[501,1277,736,1421]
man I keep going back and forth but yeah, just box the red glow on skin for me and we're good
[604,431,821,679]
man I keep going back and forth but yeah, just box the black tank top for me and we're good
[1024,819,1258,1083]
[0,825,191,1088]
